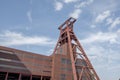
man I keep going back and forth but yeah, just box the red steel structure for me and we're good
[52,17,100,80]
[0,17,100,80]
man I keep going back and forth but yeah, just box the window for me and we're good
[0,72,7,80]
[24,54,33,59]
[21,75,30,80]
[43,71,51,73]
[32,76,41,80]
[7,73,19,80]
[44,65,52,68]
[60,47,62,53]
[61,68,72,71]
[60,74,66,80]
[61,58,71,64]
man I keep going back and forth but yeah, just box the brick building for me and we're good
[0,46,52,80]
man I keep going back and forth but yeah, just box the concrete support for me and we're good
[41,76,43,80]
[30,75,32,80]
[5,72,8,80]
[18,73,21,80]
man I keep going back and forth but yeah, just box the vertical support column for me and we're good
[41,76,43,80]
[67,27,77,80]
[79,67,84,80]
[5,72,8,80]
[30,75,32,80]
[84,69,91,80]
[18,73,21,80]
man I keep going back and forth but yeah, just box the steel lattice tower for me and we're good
[52,17,100,80]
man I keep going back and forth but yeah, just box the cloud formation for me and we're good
[69,0,94,19]
[95,10,111,23]
[110,17,120,29]
[54,0,94,19]
[106,18,113,25]
[91,9,120,30]
[27,10,32,23]
[69,9,82,19]
[63,0,78,3]
[75,0,93,8]
[79,29,120,80]
[81,30,120,44]
[0,31,55,46]
[54,1,63,11]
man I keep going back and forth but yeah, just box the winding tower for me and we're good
[52,17,100,80]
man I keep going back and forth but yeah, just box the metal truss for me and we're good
[53,17,100,80]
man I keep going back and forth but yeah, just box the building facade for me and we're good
[0,46,52,80]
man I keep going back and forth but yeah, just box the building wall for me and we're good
[0,44,89,80]
[51,43,74,80]
[52,54,73,80]
[0,46,52,80]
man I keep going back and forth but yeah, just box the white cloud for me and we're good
[27,10,32,23]
[85,45,107,61]
[75,0,94,8]
[79,30,120,80]
[106,18,113,25]
[69,9,82,19]
[108,50,120,64]
[0,31,55,46]
[81,31,119,44]
[110,17,120,29]
[53,0,94,19]
[63,0,78,3]
[70,0,94,19]
[47,48,54,54]
[91,25,96,28]
[95,10,111,23]
[54,1,63,11]
[86,45,120,72]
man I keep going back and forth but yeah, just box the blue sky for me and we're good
[0,0,120,80]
